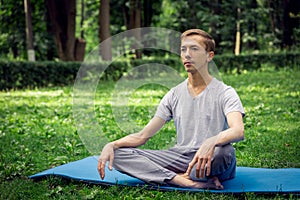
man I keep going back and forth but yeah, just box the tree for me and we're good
[130,0,142,58]
[45,0,77,61]
[234,7,241,55]
[122,0,142,59]
[24,0,35,61]
[99,0,112,61]
[208,0,222,50]
[240,0,259,50]
[74,0,86,61]
[283,0,300,48]
[1,0,300,61]
[143,0,153,27]
[0,0,26,58]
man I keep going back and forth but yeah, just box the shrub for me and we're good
[214,52,300,73]
[0,52,299,90]
[0,61,80,90]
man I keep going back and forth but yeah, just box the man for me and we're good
[98,29,245,189]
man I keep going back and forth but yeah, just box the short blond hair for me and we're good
[181,29,215,52]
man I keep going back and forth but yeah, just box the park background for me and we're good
[0,0,299,199]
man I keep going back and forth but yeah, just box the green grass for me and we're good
[0,67,299,199]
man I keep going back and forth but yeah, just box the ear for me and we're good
[207,51,214,62]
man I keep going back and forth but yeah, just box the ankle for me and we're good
[168,175,194,187]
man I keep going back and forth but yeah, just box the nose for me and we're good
[184,49,191,59]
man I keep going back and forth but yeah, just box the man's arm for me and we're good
[186,111,244,178]
[112,116,166,148]
[97,116,166,179]
[214,111,244,146]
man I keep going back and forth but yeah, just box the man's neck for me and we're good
[187,72,213,97]
[187,72,212,88]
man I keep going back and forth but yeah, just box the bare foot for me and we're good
[168,174,224,190]
[211,176,224,189]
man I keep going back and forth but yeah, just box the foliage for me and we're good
[0,0,26,59]
[0,67,299,199]
[81,0,100,54]
[0,61,81,90]
[0,0,299,60]
[0,0,55,60]
[214,52,300,73]
[1,53,300,90]
[155,0,300,54]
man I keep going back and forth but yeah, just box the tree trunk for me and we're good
[24,0,35,61]
[234,7,241,56]
[75,38,86,62]
[268,0,284,48]
[129,0,142,59]
[282,0,300,48]
[45,0,76,61]
[45,4,56,60]
[80,0,85,39]
[99,0,112,61]
[246,0,258,50]
[123,1,130,30]
[75,0,86,61]
[143,0,152,27]
[208,0,222,53]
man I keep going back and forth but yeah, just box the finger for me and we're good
[100,161,106,179]
[97,159,104,172]
[97,159,103,177]
[97,160,101,173]
[206,158,212,176]
[196,158,201,178]
[200,159,207,178]
[186,158,197,175]
[108,156,114,171]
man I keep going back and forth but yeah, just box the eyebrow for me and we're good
[181,45,201,48]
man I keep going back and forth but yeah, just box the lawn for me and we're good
[0,67,299,199]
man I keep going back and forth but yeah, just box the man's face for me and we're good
[180,36,211,74]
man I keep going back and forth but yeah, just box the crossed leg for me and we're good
[168,173,224,189]
[113,145,235,189]
[169,144,236,189]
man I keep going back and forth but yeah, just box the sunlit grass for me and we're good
[0,67,299,199]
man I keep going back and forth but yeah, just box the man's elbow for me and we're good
[238,126,245,141]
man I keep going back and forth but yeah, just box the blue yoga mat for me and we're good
[29,156,300,193]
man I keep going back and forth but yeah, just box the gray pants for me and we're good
[113,144,236,185]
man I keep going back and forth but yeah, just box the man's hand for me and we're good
[97,143,115,180]
[185,137,217,178]
[97,117,166,180]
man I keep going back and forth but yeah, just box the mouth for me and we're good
[183,61,193,66]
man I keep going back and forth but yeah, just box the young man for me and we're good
[98,29,245,189]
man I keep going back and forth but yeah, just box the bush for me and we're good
[0,52,299,90]
[214,52,300,73]
[0,61,81,90]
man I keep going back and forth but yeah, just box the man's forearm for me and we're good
[111,116,166,149]
[214,126,244,147]
[111,132,148,149]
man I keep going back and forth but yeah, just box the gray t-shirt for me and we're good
[155,78,245,150]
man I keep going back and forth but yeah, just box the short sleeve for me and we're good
[222,87,245,117]
[154,89,174,122]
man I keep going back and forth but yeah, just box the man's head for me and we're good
[181,29,215,52]
[180,29,215,73]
